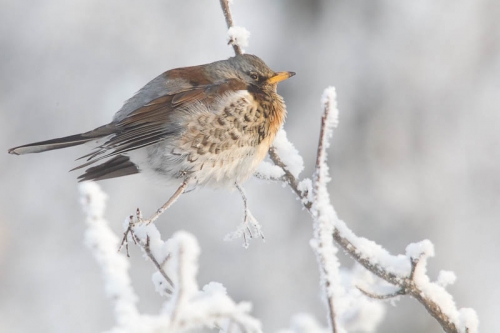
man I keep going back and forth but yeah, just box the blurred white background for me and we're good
[1,0,499,332]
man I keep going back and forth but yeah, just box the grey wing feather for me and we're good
[113,73,196,122]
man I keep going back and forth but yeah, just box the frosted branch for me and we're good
[254,160,286,181]
[268,147,311,209]
[268,88,478,333]
[80,182,262,333]
[219,0,243,55]
[310,87,342,332]
[79,182,140,329]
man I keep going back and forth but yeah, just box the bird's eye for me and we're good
[250,73,259,81]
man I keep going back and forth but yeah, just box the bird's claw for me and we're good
[119,207,150,255]
[224,209,265,248]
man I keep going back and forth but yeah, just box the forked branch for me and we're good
[268,95,464,332]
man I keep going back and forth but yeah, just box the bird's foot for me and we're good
[224,209,265,248]
[119,208,147,255]
[118,180,188,254]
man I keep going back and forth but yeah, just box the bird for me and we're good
[8,54,295,231]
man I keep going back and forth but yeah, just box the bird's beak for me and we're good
[266,71,296,84]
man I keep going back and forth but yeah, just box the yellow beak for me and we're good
[266,71,296,84]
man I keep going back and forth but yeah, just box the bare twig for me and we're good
[118,211,175,293]
[219,0,242,55]
[357,286,406,300]
[161,253,172,267]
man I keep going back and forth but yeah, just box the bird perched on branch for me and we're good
[8,54,294,234]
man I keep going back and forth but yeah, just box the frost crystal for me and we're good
[228,26,250,48]
[79,182,140,328]
[273,129,304,178]
[437,270,457,287]
[255,160,285,180]
[321,87,339,129]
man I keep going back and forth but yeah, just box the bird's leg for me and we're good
[145,180,188,225]
[235,184,252,235]
[235,183,265,246]
[119,180,188,253]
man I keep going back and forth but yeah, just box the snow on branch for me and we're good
[228,26,250,51]
[255,128,305,183]
[277,263,387,333]
[267,87,478,333]
[310,87,343,332]
[79,182,140,329]
[79,183,262,333]
[219,0,243,55]
[77,3,478,333]
[302,88,385,333]
[273,129,305,179]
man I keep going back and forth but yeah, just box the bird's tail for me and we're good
[8,125,114,155]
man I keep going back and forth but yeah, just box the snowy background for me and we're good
[1,0,499,332]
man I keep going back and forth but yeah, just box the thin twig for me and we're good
[268,147,312,210]
[144,235,175,290]
[314,95,332,182]
[326,282,338,333]
[118,215,136,256]
[253,171,286,182]
[219,0,242,55]
[127,230,174,295]
[357,286,406,300]
[169,245,185,329]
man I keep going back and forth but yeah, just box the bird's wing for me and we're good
[113,65,220,122]
[73,78,248,169]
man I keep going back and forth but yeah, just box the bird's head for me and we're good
[215,54,295,91]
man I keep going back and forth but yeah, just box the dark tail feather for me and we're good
[8,125,115,155]
[8,133,94,155]
[77,155,139,182]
